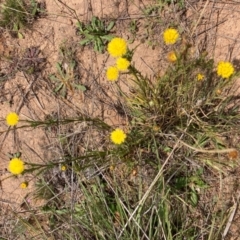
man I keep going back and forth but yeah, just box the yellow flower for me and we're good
[197,73,204,81]
[106,66,119,81]
[61,165,67,171]
[116,57,130,71]
[163,28,179,45]
[110,128,126,145]
[8,158,24,175]
[217,61,234,78]
[167,51,177,62]
[20,182,28,189]
[107,38,127,57]
[6,112,19,126]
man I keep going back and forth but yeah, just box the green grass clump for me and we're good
[0,0,41,37]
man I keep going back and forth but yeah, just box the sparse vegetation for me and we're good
[77,16,115,53]
[0,0,44,37]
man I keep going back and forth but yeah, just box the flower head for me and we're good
[6,112,19,126]
[107,38,127,57]
[197,73,204,81]
[116,57,130,71]
[110,128,126,145]
[20,182,28,189]
[217,61,234,78]
[106,66,119,81]
[61,165,67,171]
[8,158,24,175]
[167,51,177,62]
[163,28,179,45]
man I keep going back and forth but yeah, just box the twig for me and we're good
[222,193,240,239]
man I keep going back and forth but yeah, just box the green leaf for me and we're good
[106,21,115,31]
[76,21,84,32]
[49,75,59,82]
[190,191,198,207]
[56,62,64,76]
[74,84,87,91]
[54,83,64,93]
[17,32,24,39]
[101,35,114,41]
[79,39,90,46]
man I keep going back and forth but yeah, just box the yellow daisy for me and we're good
[217,61,234,78]
[8,158,24,175]
[116,57,130,71]
[107,38,127,57]
[197,73,204,81]
[6,112,19,126]
[163,28,179,45]
[110,128,126,145]
[106,66,119,81]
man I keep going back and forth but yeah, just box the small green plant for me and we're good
[49,45,86,98]
[76,16,115,53]
[0,0,43,37]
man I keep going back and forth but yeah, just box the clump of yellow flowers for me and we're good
[106,37,131,82]
[217,61,234,78]
[110,128,126,145]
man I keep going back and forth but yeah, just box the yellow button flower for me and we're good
[61,165,67,171]
[106,66,119,81]
[116,57,130,71]
[167,51,177,62]
[163,28,179,45]
[110,128,126,145]
[107,38,127,57]
[20,182,28,189]
[197,73,204,81]
[8,158,24,175]
[6,112,19,126]
[217,61,234,78]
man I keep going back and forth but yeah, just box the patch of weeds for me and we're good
[2,21,240,240]
[127,19,140,43]
[143,0,185,15]
[49,44,86,98]
[0,0,45,38]
[18,46,46,74]
[76,16,115,53]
